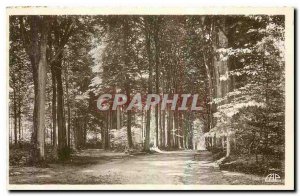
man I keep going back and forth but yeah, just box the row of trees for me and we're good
[204,15,285,161]
[9,16,97,162]
[89,16,216,151]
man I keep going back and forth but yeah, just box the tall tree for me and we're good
[19,16,50,162]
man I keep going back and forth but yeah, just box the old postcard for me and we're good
[7,7,294,190]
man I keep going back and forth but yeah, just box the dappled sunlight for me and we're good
[36,175,52,178]
[148,160,191,167]
[167,173,193,177]
[222,171,243,176]
[81,169,95,173]
[9,149,271,185]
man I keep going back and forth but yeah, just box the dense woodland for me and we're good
[9,15,285,174]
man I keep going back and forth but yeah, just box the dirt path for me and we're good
[9,149,266,185]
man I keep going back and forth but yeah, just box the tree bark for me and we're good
[117,106,121,130]
[51,66,57,148]
[20,16,50,163]
[167,108,172,148]
[122,18,134,149]
[35,18,48,161]
[154,17,160,148]
[173,111,177,148]
[18,92,21,144]
[55,54,68,160]
[105,110,110,150]
[126,86,134,148]
[65,66,71,148]
[161,109,165,148]
[12,76,18,145]
[144,17,153,152]
[226,133,231,157]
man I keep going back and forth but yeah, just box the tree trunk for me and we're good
[144,17,153,152]
[145,109,151,151]
[83,121,87,146]
[9,114,12,144]
[123,19,134,149]
[203,53,214,131]
[117,106,121,130]
[126,109,133,148]
[35,19,48,161]
[105,110,110,150]
[167,108,171,148]
[56,54,68,160]
[18,92,21,145]
[22,16,49,163]
[174,110,179,148]
[12,78,17,145]
[141,110,144,143]
[159,106,163,148]
[154,17,160,148]
[101,128,105,149]
[67,100,71,148]
[126,85,134,148]
[51,66,57,149]
[226,133,231,157]
[161,109,165,148]
[65,67,71,148]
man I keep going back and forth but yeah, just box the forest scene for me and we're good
[9,14,285,185]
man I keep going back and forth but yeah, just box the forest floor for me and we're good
[9,149,275,185]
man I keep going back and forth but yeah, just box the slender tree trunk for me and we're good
[27,17,39,163]
[65,67,71,148]
[12,78,18,145]
[141,110,144,142]
[67,101,71,148]
[105,110,110,150]
[83,120,87,147]
[178,111,183,148]
[173,111,176,148]
[126,108,133,148]
[18,93,21,144]
[56,54,68,160]
[174,111,177,148]
[9,114,12,144]
[126,85,134,148]
[159,106,163,148]
[203,54,213,131]
[154,17,160,148]
[144,17,153,152]
[167,107,171,148]
[117,106,121,130]
[145,109,151,151]
[162,109,165,148]
[74,117,79,149]
[101,128,105,149]
[122,19,134,149]
[51,66,57,149]
[226,133,231,157]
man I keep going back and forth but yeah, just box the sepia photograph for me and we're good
[7,7,294,190]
